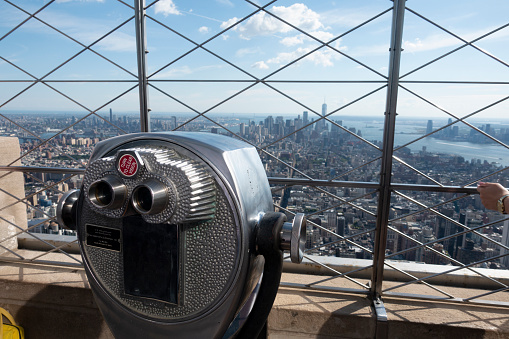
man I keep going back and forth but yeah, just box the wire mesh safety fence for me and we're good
[1,0,509,309]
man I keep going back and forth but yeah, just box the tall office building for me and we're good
[303,111,308,125]
[321,102,327,131]
[110,108,113,122]
[337,216,346,237]
[447,118,453,137]
[264,115,274,134]
[324,209,337,229]
[426,120,433,134]
[316,101,327,132]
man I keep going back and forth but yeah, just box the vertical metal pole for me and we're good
[135,0,150,132]
[371,0,406,299]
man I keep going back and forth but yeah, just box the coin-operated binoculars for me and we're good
[57,132,306,339]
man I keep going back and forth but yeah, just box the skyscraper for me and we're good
[426,120,433,134]
[264,115,274,134]
[316,101,327,132]
[447,118,453,137]
[110,108,113,122]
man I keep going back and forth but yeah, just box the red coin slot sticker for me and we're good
[118,154,138,177]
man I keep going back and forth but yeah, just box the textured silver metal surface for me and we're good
[56,189,80,230]
[76,133,274,338]
[88,174,128,210]
[82,146,216,224]
[291,213,306,264]
[280,213,306,264]
[80,173,239,320]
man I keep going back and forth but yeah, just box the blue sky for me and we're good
[1,0,509,121]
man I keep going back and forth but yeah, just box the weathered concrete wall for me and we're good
[0,279,113,339]
[0,137,27,254]
[0,255,113,339]
[1,261,508,339]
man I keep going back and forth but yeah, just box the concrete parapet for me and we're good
[0,137,27,254]
[268,273,509,338]
[0,254,508,339]
[284,256,509,290]
[0,250,112,339]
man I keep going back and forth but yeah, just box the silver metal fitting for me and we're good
[56,189,80,230]
[88,174,127,210]
[132,179,169,215]
[280,213,306,263]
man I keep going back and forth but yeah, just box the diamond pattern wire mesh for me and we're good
[144,0,392,295]
[384,2,509,303]
[0,0,508,306]
[0,0,139,265]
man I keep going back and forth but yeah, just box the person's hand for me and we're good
[477,182,509,211]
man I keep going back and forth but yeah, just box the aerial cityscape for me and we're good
[2,1,509,336]
[1,107,508,270]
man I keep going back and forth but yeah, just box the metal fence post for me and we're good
[371,0,406,302]
[135,0,150,132]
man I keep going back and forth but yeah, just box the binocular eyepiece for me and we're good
[88,175,127,210]
[88,175,171,216]
[132,179,169,215]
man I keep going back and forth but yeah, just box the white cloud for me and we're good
[221,4,324,39]
[272,3,323,31]
[219,4,347,69]
[199,26,209,33]
[308,50,335,67]
[154,0,181,16]
[402,38,425,53]
[267,47,339,67]
[280,31,334,46]
[309,31,334,42]
[252,61,269,69]
[280,35,305,47]
[220,17,240,30]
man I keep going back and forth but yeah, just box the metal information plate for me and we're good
[86,224,121,252]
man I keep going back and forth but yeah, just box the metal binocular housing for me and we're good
[57,132,306,339]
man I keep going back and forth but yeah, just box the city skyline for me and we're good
[3,109,508,167]
[10,109,508,271]
[2,1,509,316]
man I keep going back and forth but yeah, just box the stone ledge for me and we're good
[1,256,509,339]
[0,265,113,339]
[269,273,509,339]
[268,286,375,339]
